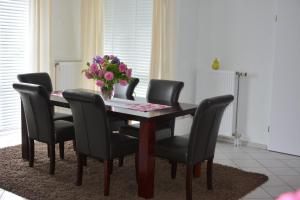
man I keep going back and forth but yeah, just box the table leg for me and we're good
[138,120,156,199]
[193,162,201,177]
[21,102,29,160]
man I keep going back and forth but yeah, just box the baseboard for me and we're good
[217,135,267,150]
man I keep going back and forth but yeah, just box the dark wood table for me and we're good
[21,89,197,199]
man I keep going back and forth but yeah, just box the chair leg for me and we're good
[193,162,201,178]
[73,140,76,151]
[29,139,34,167]
[59,142,64,160]
[109,160,113,175]
[118,157,124,167]
[170,119,175,137]
[47,144,50,158]
[83,155,87,166]
[104,160,110,196]
[135,153,139,183]
[76,153,83,186]
[186,165,193,200]
[207,158,213,190]
[49,144,55,175]
[171,161,177,179]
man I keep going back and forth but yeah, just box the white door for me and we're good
[269,0,300,156]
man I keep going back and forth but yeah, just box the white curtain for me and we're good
[81,0,104,89]
[150,0,176,80]
[29,0,52,77]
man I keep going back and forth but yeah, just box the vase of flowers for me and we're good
[82,55,132,100]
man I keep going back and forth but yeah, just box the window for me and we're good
[0,0,29,133]
[104,0,153,97]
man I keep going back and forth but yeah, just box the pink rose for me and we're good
[90,63,98,74]
[96,80,104,88]
[104,71,114,81]
[126,68,132,78]
[85,71,93,79]
[119,79,128,86]
[98,70,104,78]
[119,63,127,73]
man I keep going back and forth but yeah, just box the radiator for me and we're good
[54,61,82,90]
[196,69,238,137]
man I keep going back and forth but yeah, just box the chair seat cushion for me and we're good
[119,123,172,140]
[53,112,73,121]
[155,135,189,163]
[54,120,75,142]
[110,133,138,158]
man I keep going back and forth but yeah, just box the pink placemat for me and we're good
[126,103,170,112]
[51,91,63,97]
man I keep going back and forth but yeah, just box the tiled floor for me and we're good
[0,131,300,200]
[215,143,300,200]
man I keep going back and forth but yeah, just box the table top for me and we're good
[51,89,197,121]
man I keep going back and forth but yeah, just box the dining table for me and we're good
[20,89,198,199]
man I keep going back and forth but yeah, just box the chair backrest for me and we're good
[17,73,53,94]
[13,83,54,144]
[113,78,139,100]
[147,79,184,106]
[62,90,111,160]
[187,95,234,165]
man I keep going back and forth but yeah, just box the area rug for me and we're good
[0,142,268,200]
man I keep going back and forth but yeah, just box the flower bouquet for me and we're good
[83,55,132,100]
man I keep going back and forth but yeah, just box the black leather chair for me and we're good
[120,79,184,139]
[155,95,234,200]
[113,77,139,100]
[62,89,138,196]
[109,78,139,133]
[17,72,73,121]
[13,83,75,174]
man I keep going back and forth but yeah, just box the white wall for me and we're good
[195,0,277,145]
[174,0,200,103]
[51,0,81,92]
[173,0,201,135]
[174,0,278,145]
[51,0,81,61]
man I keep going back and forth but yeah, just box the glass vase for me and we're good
[101,89,114,101]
